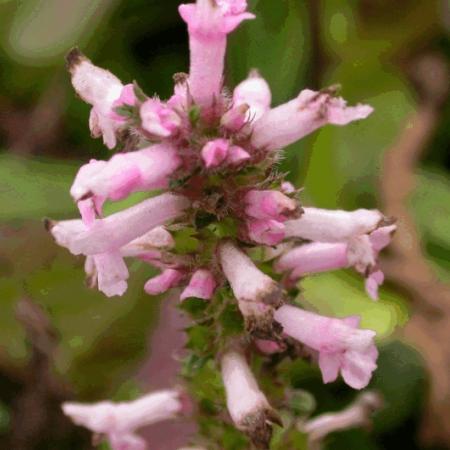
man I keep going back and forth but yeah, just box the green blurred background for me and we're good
[0,0,449,449]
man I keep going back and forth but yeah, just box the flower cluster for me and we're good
[51,1,395,448]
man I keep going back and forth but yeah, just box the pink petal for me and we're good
[318,352,341,384]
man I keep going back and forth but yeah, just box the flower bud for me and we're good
[180,269,216,301]
[201,138,229,168]
[219,241,280,305]
[144,269,184,295]
[233,71,272,121]
[140,99,181,137]
[245,190,297,221]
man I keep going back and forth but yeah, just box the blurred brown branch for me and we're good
[380,53,450,446]
[6,297,88,450]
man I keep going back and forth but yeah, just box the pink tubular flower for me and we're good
[247,219,285,246]
[71,144,181,221]
[284,207,384,242]
[66,49,133,149]
[144,268,184,295]
[180,269,216,301]
[301,391,382,442]
[140,99,181,137]
[251,88,373,151]
[179,0,255,109]
[62,389,185,450]
[245,190,297,221]
[219,241,280,305]
[274,305,378,389]
[221,350,279,445]
[233,71,272,122]
[201,138,230,168]
[51,193,189,256]
[277,224,396,299]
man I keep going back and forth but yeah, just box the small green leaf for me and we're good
[186,325,214,352]
[208,218,238,239]
[219,303,244,336]
[173,228,200,254]
[179,297,209,319]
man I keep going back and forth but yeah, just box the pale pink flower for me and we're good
[277,224,396,299]
[144,268,184,295]
[274,305,378,389]
[70,144,181,222]
[140,99,182,137]
[221,350,279,445]
[180,269,216,301]
[245,190,297,221]
[54,194,189,256]
[301,391,382,442]
[233,70,272,121]
[62,389,184,450]
[247,219,285,246]
[179,0,254,109]
[67,49,131,149]
[251,88,373,151]
[284,207,384,242]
